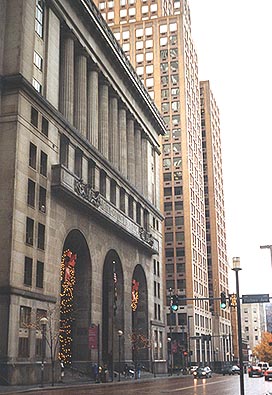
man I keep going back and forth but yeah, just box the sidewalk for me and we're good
[0,371,185,394]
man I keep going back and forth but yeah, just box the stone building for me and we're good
[0,0,167,385]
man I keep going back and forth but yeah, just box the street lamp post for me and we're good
[40,316,48,388]
[187,316,193,368]
[232,257,245,395]
[117,330,123,382]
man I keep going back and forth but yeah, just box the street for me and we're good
[4,374,272,395]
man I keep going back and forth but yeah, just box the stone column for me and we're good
[74,47,88,137]
[98,76,109,159]
[87,63,99,148]
[119,103,127,178]
[134,127,142,192]
[109,92,119,168]
[141,134,148,198]
[59,29,75,124]
[127,116,135,185]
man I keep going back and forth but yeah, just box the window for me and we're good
[176,248,185,257]
[172,128,181,138]
[171,74,179,85]
[174,171,182,180]
[177,263,185,273]
[165,217,173,226]
[88,159,96,188]
[165,233,173,242]
[100,170,106,197]
[41,117,48,136]
[32,78,42,93]
[146,78,153,88]
[162,102,169,113]
[29,143,37,169]
[169,35,177,46]
[164,202,172,211]
[172,115,180,126]
[164,187,172,196]
[175,201,183,210]
[146,65,153,74]
[173,157,182,167]
[128,196,134,219]
[169,22,177,32]
[174,186,182,195]
[161,89,169,99]
[142,5,148,13]
[120,9,127,17]
[161,75,169,85]
[27,179,35,207]
[136,66,144,75]
[160,24,167,34]
[34,51,43,70]
[170,48,178,58]
[136,28,143,38]
[160,62,168,73]
[176,232,184,241]
[24,257,33,286]
[60,135,69,167]
[123,43,130,52]
[129,8,135,16]
[39,186,46,213]
[31,107,38,127]
[37,223,45,250]
[35,0,44,38]
[120,188,125,213]
[20,306,31,327]
[75,148,82,178]
[146,52,153,61]
[163,158,171,168]
[164,173,172,182]
[160,37,168,46]
[136,202,141,225]
[136,41,143,50]
[36,261,44,288]
[40,151,47,176]
[26,217,34,245]
[136,53,144,63]
[165,248,174,257]
[110,179,116,205]
[173,143,181,152]
[176,216,184,225]
[150,3,157,12]
[18,337,30,358]
[172,101,180,112]
[145,39,153,49]
[172,87,179,97]
[123,30,130,40]
[160,49,168,60]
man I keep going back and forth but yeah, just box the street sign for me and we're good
[242,294,270,304]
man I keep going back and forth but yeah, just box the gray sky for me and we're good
[189,0,272,295]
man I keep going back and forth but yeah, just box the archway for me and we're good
[131,264,148,368]
[60,229,91,365]
[102,250,124,374]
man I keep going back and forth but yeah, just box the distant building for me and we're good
[241,303,267,354]
[93,0,232,366]
[265,303,272,333]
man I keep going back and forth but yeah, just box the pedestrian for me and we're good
[60,361,65,382]
[137,363,141,379]
[124,363,129,378]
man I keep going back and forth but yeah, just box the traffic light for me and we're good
[220,292,227,309]
[170,294,179,312]
[229,293,237,307]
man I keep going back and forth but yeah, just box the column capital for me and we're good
[99,74,110,86]
[75,45,89,58]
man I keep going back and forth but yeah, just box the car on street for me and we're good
[248,365,263,377]
[193,366,212,379]
[264,366,272,381]
[222,364,240,375]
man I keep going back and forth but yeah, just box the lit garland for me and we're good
[59,249,76,365]
[131,279,139,311]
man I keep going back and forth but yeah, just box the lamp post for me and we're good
[187,315,193,368]
[167,337,172,376]
[232,257,245,395]
[40,316,48,388]
[168,287,173,376]
[117,330,123,382]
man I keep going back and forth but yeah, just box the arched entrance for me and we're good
[60,230,91,365]
[131,264,148,368]
[102,250,124,375]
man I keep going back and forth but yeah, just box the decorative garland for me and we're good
[131,279,139,311]
[59,249,76,365]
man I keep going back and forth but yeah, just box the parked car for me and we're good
[264,367,272,381]
[189,365,198,374]
[248,365,263,377]
[193,366,212,379]
[231,365,240,375]
[258,362,269,372]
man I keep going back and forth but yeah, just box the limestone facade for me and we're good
[0,0,166,385]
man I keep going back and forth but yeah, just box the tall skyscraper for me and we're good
[94,0,231,366]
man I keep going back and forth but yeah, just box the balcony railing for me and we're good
[51,164,159,254]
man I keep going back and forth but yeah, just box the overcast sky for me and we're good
[188,0,272,295]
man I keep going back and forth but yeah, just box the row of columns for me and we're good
[59,27,149,195]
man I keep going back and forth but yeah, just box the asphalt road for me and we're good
[3,374,272,395]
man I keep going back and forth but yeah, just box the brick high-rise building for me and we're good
[94,0,232,366]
